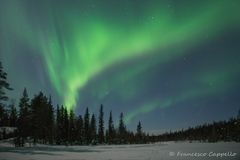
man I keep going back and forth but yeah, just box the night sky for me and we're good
[0,0,240,133]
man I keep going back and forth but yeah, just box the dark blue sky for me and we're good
[0,0,240,133]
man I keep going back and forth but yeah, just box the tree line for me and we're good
[0,61,240,146]
[0,61,146,146]
[148,116,240,143]
[1,88,146,146]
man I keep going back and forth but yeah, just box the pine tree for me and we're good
[236,109,240,142]
[105,129,109,144]
[9,101,17,127]
[17,88,30,146]
[137,121,142,135]
[0,106,5,126]
[69,109,75,145]
[209,123,217,142]
[0,61,12,126]
[90,114,97,144]
[108,111,115,144]
[118,112,126,144]
[56,105,61,144]
[76,115,83,144]
[0,62,12,104]
[46,96,54,144]
[84,107,90,144]
[98,104,104,144]
[63,107,69,144]
[31,92,51,144]
[136,121,143,143]
[1,109,9,127]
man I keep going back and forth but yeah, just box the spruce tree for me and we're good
[46,96,54,144]
[63,107,69,144]
[137,121,142,135]
[108,111,115,144]
[31,92,51,144]
[0,106,4,126]
[9,101,17,127]
[90,114,97,144]
[76,115,83,144]
[98,104,104,144]
[1,109,9,127]
[84,107,90,144]
[0,62,12,104]
[136,121,142,143]
[0,61,12,126]
[56,105,61,144]
[118,112,126,144]
[236,109,240,142]
[18,88,30,146]
[69,109,75,145]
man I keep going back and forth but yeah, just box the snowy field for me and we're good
[0,141,239,160]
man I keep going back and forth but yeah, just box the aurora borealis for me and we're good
[1,0,240,131]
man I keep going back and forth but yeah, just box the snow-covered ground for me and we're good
[0,141,239,160]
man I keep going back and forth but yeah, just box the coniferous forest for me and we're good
[0,61,240,147]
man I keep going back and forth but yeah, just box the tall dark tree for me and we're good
[69,109,76,145]
[0,106,5,126]
[46,96,54,144]
[98,104,104,144]
[90,114,97,144]
[0,62,12,104]
[108,111,115,144]
[31,92,51,144]
[63,107,69,144]
[56,105,61,144]
[0,109,9,127]
[118,112,126,144]
[136,121,143,143]
[9,101,17,127]
[137,121,142,136]
[17,88,30,146]
[236,109,240,142]
[0,62,12,126]
[84,107,90,144]
[60,105,65,143]
[76,115,84,144]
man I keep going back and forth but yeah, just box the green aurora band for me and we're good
[42,1,239,110]
[1,0,240,118]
